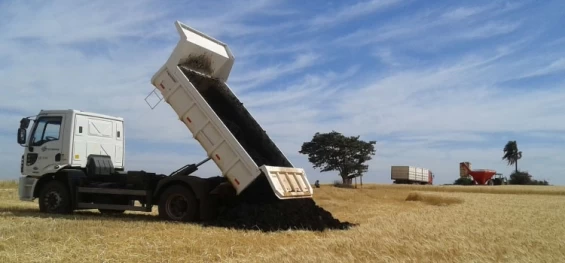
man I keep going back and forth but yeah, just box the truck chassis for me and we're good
[22,154,237,222]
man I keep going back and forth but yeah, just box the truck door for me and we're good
[23,115,65,176]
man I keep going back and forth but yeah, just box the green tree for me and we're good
[508,170,530,185]
[508,170,550,185]
[502,140,522,173]
[453,177,473,185]
[299,131,376,185]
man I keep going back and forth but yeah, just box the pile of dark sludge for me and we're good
[202,176,355,232]
[207,198,355,232]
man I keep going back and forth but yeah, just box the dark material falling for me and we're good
[177,57,354,232]
[179,54,214,76]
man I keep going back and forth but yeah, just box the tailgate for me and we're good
[259,165,314,199]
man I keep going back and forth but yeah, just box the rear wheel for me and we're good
[158,185,198,222]
[38,180,72,214]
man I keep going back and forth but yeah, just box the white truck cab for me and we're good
[18,109,125,199]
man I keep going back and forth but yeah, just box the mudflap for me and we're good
[200,178,236,222]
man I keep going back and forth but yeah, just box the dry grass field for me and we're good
[1,180,565,263]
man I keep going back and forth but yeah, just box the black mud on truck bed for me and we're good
[179,64,293,203]
[177,63,355,232]
[178,65,293,169]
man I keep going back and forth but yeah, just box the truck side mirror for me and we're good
[17,128,26,145]
[20,118,30,129]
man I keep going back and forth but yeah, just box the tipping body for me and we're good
[150,21,313,199]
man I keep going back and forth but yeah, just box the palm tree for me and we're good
[503,140,522,173]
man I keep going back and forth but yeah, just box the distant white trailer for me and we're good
[391,166,434,185]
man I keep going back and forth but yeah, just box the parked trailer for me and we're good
[391,166,434,185]
[15,21,313,222]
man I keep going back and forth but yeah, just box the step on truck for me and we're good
[15,21,313,222]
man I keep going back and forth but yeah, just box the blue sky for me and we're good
[1,0,564,185]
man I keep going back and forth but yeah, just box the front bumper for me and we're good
[19,177,38,201]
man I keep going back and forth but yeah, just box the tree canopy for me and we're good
[299,131,376,184]
[508,171,549,185]
[502,140,522,173]
[453,177,473,185]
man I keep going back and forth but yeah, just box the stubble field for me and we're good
[1,180,564,263]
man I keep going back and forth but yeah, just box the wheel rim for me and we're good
[44,190,62,211]
[165,194,189,220]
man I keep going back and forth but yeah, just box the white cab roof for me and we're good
[38,109,124,121]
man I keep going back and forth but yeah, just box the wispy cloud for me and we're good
[0,0,167,45]
[458,21,521,39]
[230,53,321,91]
[520,58,565,78]
[0,0,300,144]
[333,1,525,50]
[172,0,300,39]
[440,5,492,20]
[308,0,403,27]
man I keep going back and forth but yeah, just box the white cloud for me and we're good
[169,0,299,39]
[458,21,521,39]
[229,53,321,91]
[440,6,491,20]
[308,0,403,27]
[520,58,565,78]
[232,40,318,60]
[333,2,524,49]
[1,0,564,188]
[0,0,166,45]
[0,0,303,145]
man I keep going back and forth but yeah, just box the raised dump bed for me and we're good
[150,21,313,200]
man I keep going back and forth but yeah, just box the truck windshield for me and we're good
[30,116,62,146]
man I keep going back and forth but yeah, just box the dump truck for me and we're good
[391,165,434,185]
[15,21,313,222]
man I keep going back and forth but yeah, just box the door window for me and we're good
[31,116,62,146]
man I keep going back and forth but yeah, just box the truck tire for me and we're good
[158,185,198,222]
[38,180,72,214]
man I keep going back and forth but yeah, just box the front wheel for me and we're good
[38,180,72,214]
[158,185,198,222]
